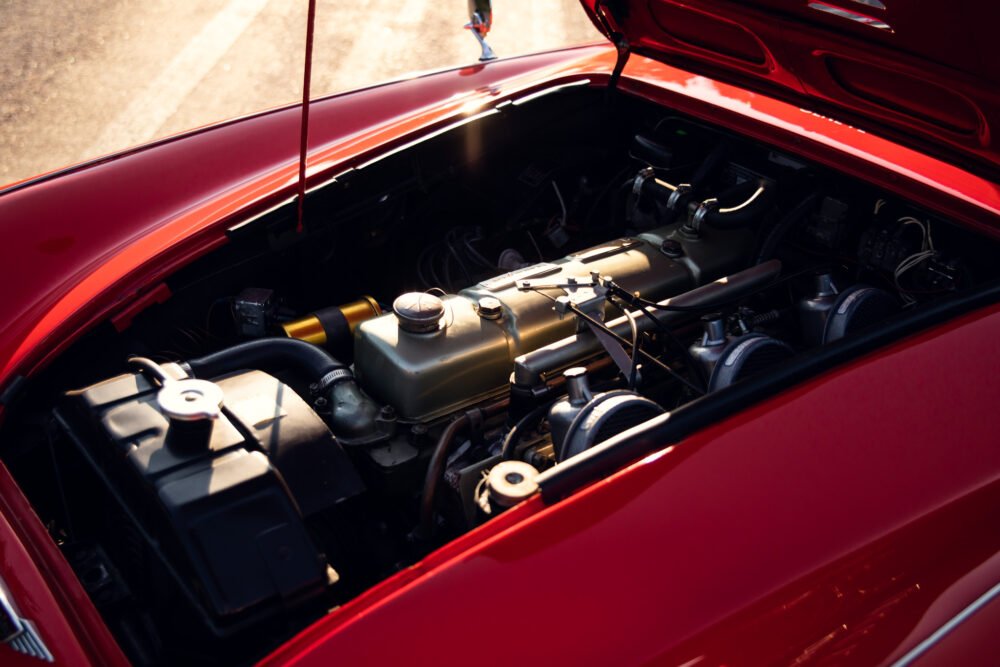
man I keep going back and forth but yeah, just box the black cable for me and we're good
[518,285,705,394]
[609,293,707,392]
[583,165,632,230]
[756,191,822,264]
[699,180,775,230]
[565,301,705,395]
[462,231,495,270]
[442,246,454,290]
[445,231,472,282]
[525,230,544,261]
[500,402,555,461]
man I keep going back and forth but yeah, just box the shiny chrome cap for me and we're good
[393,292,446,333]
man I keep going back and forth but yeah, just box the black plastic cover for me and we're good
[63,367,364,621]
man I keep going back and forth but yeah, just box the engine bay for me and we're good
[3,88,998,664]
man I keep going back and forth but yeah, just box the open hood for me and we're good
[580,0,1000,176]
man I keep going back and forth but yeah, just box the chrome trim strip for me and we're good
[891,580,1000,667]
[849,0,887,10]
[808,1,893,31]
[511,79,592,106]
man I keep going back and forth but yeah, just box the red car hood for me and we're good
[580,0,1000,176]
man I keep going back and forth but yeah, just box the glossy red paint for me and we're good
[616,57,1000,235]
[579,0,1000,174]
[262,304,1000,666]
[905,582,1000,666]
[0,462,129,666]
[2,46,999,406]
[0,37,998,667]
[0,45,612,399]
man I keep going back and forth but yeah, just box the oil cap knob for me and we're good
[393,292,445,333]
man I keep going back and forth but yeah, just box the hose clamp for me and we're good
[688,198,719,235]
[316,368,354,392]
[631,166,656,197]
[666,183,692,211]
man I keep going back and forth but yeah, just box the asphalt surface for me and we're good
[0,0,599,186]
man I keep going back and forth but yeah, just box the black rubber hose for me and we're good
[701,179,775,229]
[419,399,509,538]
[632,134,674,168]
[418,414,470,539]
[184,337,346,382]
[690,140,729,191]
[755,191,823,264]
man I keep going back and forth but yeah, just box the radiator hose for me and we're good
[183,338,379,442]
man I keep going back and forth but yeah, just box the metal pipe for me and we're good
[512,260,783,388]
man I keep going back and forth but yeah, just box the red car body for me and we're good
[1,1,999,664]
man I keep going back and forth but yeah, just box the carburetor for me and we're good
[354,222,752,422]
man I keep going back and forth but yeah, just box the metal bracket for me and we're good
[583,318,635,382]
[518,273,609,328]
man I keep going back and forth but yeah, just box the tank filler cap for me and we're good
[157,378,224,422]
[393,292,446,333]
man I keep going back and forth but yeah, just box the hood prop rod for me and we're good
[594,0,631,98]
[296,0,318,234]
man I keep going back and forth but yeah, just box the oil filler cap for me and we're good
[393,292,445,333]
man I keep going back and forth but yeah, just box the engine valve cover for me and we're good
[354,223,751,421]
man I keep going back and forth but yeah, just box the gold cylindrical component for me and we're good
[338,296,382,332]
[281,296,383,347]
[281,314,327,345]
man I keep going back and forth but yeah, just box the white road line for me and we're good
[81,0,270,160]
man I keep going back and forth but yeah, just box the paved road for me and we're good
[0,0,598,186]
